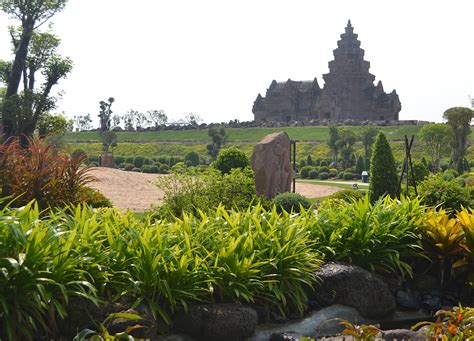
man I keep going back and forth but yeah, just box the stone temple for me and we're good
[253,20,401,123]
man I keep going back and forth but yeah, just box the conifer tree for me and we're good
[355,155,365,174]
[369,132,398,202]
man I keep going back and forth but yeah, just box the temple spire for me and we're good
[345,19,353,34]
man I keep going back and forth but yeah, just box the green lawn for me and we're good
[63,125,429,143]
[298,179,369,190]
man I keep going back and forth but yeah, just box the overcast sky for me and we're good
[0,0,473,124]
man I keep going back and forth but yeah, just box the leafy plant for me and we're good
[74,312,145,341]
[339,320,380,341]
[369,132,398,202]
[412,305,474,340]
[213,146,249,174]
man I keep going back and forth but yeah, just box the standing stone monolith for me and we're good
[251,132,293,199]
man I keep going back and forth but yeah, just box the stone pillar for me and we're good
[100,152,116,168]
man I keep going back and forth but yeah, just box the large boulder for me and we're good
[251,132,293,199]
[173,304,258,340]
[312,262,396,318]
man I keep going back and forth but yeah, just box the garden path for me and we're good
[88,168,339,212]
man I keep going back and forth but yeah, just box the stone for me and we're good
[421,296,442,313]
[253,20,401,123]
[311,262,396,318]
[173,304,258,341]
[413,274,440,294]
[395,289,421,310]
[100,152,116,168]
[248,304,364,341]
[381,329,427,341]
[251,132,293,199]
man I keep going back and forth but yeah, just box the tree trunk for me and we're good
[3,17,36,139]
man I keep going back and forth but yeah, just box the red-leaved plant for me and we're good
[0,136,96,208]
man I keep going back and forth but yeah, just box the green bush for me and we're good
[159,164,170,174]
[319,166,330,173]
[299,166,313,179]
[320,160,328,167]
[439,161,449,171]
[132,167,142,172]
[337,172,344,179]
[133,156,145,168]
[124,156,134,164]
[156,167,258,217]
[184,151,200,167]
[412,161,429,182]
[114,155,125,165]
[141,165,152,173]
[143,158,152,166]
[329,169,338,178]
[328,189,364,202]
[319,172,329,180]
[343,172,354,180]
[82,187,113,208]
[213,147,249,174]
[149,165,160,174]
[442,169,459,181]
[72,148,87,160]
[156,155,170,165]
[309,169,319,179]
[273,192,312,213]
[369,132,398,202]
[306,155,313,166]
[123,163,134,171]
[419,174,473,213]
[89,161,98,167]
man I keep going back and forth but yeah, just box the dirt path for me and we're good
[88,168,339,212]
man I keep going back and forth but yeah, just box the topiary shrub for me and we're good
[214,146,249,174]
[124,156,134,164]
[89,161,99,167]
[142,165,152,173]
[328,189,363,202]
[306,155,313,166]
[184,151,200,167]
[319,172,329,180]
[338,172,344,179]
[329,169,338,178]
[299,166,313,179]
[156,155,170,165]
[369,132,398,202]
[419,174,473,213]
[343,172,354,180]
[299,160,307,168]
[319,166,330,173]
[412,161,429,182]
[143,158,152,166]
[123,163,134,171]
[114,155,125,165]
[273,192,311,213]
[439,161,449,171]
[132,167,142,172]
[72,148,87,160]
[133,156,145,168]
[159,164,170,174]
[320,160,328,167]
[309,169,318,179]
[149,165,160,174]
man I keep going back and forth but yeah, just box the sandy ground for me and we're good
[88,168,339,212]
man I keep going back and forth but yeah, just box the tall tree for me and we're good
[443,107,473,173]
[359,125,379,160]
[369,132,398,202]
[418,123,452,172]
[327,125,340,164]
[98,97,114,131]
[1,0,68,139]
[146,109,167,128]
[207,126,228,159]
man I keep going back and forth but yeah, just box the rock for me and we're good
[251,132,293,199]
[395,289,421,310]
[173,304,258,341]
[381,329,426,341]
[311,262,396,318]
[248,305,364,341]
[413,274,440,294]
[422,296,442,313]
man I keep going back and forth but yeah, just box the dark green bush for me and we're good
[412,161,429,182]
[149,166,159,174]
[442,169,459,181]
[142,165,152,173]
[299,166,313,179]
[89,155,99,163]
[133,156,145,168]
[123,163,134,171]
[309,169,318,179]
[72,148,87,160]
[124,156,134,164]
[343,172,354,180]
[89,161,98,167]
[328,189,363,202]
[337,172,344,179]
[214,146,249,174]
[439,161,449,171]
[114,155,125,165]
[320,160,328,167]
[273,192,311,213]
[184,151,200,167]
[132,167,141,172]
[419,174,473,213]
[159,164,170,174]
[306,155,313,166]
[319,172,329,180]
[156,155,170,165]
[329,169,338,178]
[143,158,152,166]
[299,160,306,168]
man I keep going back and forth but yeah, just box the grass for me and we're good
[298,179,369,189]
